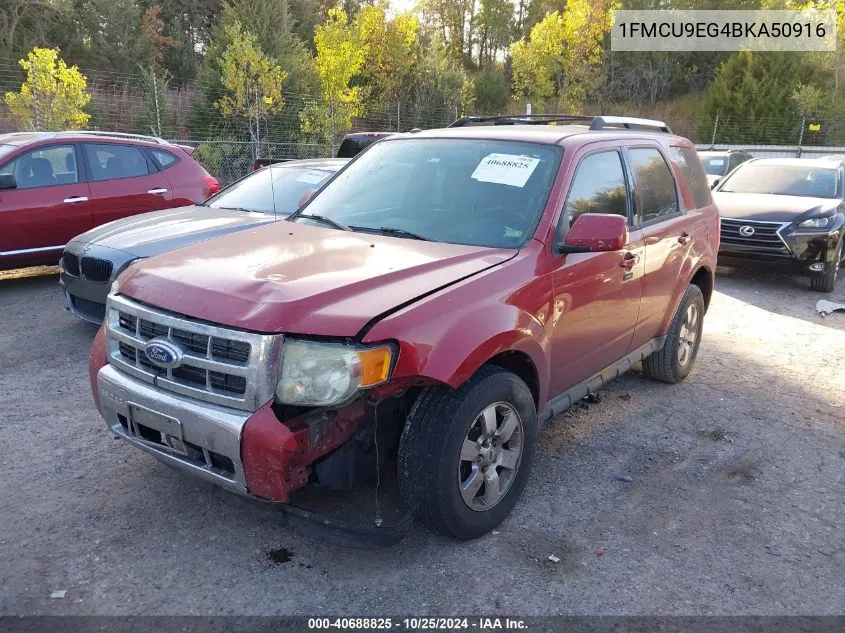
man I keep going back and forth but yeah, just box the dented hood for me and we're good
[117,221,516,336]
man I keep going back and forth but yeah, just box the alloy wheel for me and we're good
[458,402,524,511]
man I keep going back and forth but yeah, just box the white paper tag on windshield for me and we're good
[296,170,329,185]
[708,158,725,166]
[471,153,541,188]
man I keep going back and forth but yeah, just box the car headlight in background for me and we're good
[276,339,394,406]
[798,216,833,228]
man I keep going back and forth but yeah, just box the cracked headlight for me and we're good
[276,339,393,407]
[799,216,833,228]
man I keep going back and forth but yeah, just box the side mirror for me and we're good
[0,174,16,190]
[710,178,720,189]
[297,188,317,208]
[557,213,628,254]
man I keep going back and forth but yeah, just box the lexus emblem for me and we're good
[739,225,755,237]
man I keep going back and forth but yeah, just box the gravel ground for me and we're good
[0,265,843,615]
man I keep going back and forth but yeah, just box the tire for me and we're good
[642,284,705,384]
[397,366,538,540]
[810,240,842,293]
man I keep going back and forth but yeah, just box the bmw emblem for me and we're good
[143,339,184,369]
[739,225,755,237]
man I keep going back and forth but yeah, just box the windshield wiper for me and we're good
[295,214,350,231]
[348,225,440,242]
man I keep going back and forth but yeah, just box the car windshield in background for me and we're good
[700,156,728,176]
[206,166,334,216]
[294,138,561,248]
[720,163,840,198]
[0,144,16,162]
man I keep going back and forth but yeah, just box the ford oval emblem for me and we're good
[143,339,183,369]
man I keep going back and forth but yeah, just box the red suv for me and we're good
[0,131,219,270]
[88,115,718,540]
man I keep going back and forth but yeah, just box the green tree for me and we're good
[215,21,288,157]
[702,51,807,144]
[475,0,513,68]
[300,6,365,144]
[4,47,91,130]
[511,0,616,111]
[355,2,419,105]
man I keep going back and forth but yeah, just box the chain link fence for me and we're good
[3,57,845,184]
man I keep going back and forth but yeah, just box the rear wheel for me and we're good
[810,240,843,293]
[642,284,705,384]
[397,366,538,540]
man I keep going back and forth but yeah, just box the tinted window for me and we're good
[563,151,628,226]
[629,148,679,223]
[297,138,561,248]
[84,143,149,181]
[719,162,840,198]
[0,144,79,188]
[670,146,711,209]
[150,149,177,168]
[336,135,384,158]
[207,166,335,216]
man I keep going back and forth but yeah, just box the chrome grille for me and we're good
[81,256,114,283]
[720,218,790,254]
[105,294,282,411]
[63,252,80,276]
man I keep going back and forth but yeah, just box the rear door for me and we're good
[0,143,92,265]
[82,142,175,226]
[549,146,645,395]
[625,144,691,348]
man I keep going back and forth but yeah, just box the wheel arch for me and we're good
[690,265,714,311]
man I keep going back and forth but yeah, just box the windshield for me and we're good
[0,144,16,162]
[294,138,561,248]
[206,165,334,216]
[720,163,840,198]
[700,156,728,176]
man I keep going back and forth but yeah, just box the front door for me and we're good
[0,143,92,267]
[549,147,645,396]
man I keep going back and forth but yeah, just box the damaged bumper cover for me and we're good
[96,363,368,503]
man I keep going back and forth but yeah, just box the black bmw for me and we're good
[712,157,845,292]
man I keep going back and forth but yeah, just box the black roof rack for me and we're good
[448,114,672,134]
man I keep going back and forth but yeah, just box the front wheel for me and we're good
[397,366,538,540]
[810,240,843,293]
[642,284,705,384]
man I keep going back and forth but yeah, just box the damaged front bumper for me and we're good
[96,363,370,503]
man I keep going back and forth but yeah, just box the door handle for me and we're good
[678,232,691,245]
[147,188,168,195]
[63,196,89,203]
[620,252,640,270]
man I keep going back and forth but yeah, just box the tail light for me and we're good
[202,175,221,199]
[252,160,262,171]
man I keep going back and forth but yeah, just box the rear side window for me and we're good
[149,149,178,169]
[563,150,629,226]
[0,144,79,188]
[670,146,711,209]
[628,148,679,224]
[84,143,149,181]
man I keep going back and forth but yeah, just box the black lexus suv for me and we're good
[712,157,845,292]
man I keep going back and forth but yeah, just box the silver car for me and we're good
[60,158,347,323]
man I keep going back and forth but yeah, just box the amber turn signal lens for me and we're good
[358,346,392,387]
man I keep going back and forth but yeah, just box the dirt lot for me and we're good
[1,265,843,615]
